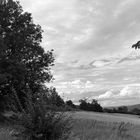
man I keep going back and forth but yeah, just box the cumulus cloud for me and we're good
[119,85,140,98]
[98,84,140,106]
[98,90,114,99]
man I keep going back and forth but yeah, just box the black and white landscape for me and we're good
[0,0,140,140]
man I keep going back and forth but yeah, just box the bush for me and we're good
[79,99,103,112]
[66,100,76,109]
[9,91,72,140]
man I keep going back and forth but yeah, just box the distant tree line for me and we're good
[104,106,140,115]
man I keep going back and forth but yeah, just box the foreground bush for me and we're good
[9,92,72,140]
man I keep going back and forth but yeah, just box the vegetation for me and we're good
[0,0,72,140]
[79,99,103,112]
[0,0,140,140]
[104,106,140,115]
[66,100,76,109]
[0,0,54,111]
[70,118,140,140]
[68,111,140,140]
[10,93,72,140]
[131,108,140,115]
[104,106,128,114]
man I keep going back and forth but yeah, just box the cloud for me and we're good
[20,0,140,106]
[20,0,140,64]
[97,84,140,106]
[117,51,140,64]
[119,85,140,98]
[98,90,114,99]
[91,60,111,67]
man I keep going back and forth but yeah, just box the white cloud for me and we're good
[119,85,140,98]
[92,60,110,67]
[98,90,114,99]
[85,81,94,88]
[119,86,132,97]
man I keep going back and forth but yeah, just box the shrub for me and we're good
[66,100,76,109]
[79,99,103,112]
[9,91,72,140]
[16,110,72,140]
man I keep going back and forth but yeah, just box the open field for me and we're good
[69,111,140,140]
[73,111,140,125]
[0,111,140,140]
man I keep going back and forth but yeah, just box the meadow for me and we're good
[69,111,140,140]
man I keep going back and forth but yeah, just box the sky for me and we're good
[20,0,140,107]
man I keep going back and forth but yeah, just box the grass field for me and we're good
[69,111,140,140]
[0,111,140,140]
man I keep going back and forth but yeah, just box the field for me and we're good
[0,111,140,140]
[69,111,140,140]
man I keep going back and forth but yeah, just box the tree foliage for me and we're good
[132,41,140,49]
[79,99,103,112]
[0,1,72,140]
[0,0,54,110]
[66,100,76,108]
[48,87,65,107]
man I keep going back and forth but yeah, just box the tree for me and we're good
[49,87,65,107]
[131,108,140,115]
[117,106,128,113]
[79,99,88,110]
[90,99,103,112]
[0,1,72,140]
[79,98,103,112]
[66,100,76,108]
[0,0,54,110]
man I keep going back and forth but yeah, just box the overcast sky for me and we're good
[20,0,140,107]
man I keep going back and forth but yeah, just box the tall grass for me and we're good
[70,119,140,140]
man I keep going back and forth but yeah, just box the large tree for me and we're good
[0,0,54,110]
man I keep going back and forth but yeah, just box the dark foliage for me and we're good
[79,99,103,112]
[131,108,140,115]
[10,92,72,140]
[117,106,128,113]
[104,106,129,114]
[0,0,54,111]
[66,100,76,109]
[48,87,65,107]
[132,41,140,49]
[0,1,72,140]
